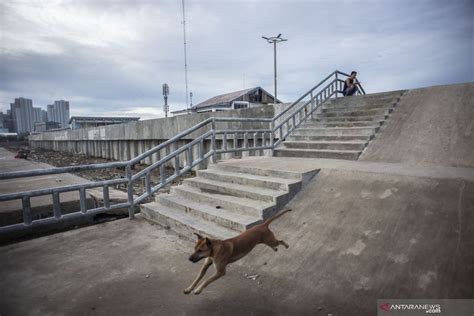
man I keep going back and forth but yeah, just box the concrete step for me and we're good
[209,163,304,182]
[291,126,379,136]
[336,90,405,101]
[197,169,299,191]
[321,105,392,113]
[158,194,261,231]
[274,148,361,160]
[282,140,367,151]
[322,101,396,111]
[302,121,382,128]
[286,135,372,142]
[319,108,392,117]
[172,185,273,217]
[140,202,238,240]
[310,115,387,122]
[183,177,285,203]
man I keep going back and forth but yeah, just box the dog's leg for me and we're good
[263,230,289,251]
[183,258,212,294]
[193,266,226,295]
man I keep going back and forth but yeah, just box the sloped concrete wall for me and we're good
[235,168,474,315]
[360,83,474,167]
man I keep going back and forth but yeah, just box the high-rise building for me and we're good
[0,110,14,133]
[41,109,48,123]
[33,107,43,124]
[10,97,34,133]
[47,100,70,128]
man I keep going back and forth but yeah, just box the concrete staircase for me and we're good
[140,163,317,239]
[274,90,406,160]
[140,90,406,238]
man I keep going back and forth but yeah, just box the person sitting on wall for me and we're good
[343,71,359,96]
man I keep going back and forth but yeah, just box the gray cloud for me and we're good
[0,0,472,119]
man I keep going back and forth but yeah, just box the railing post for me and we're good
[102,185,110,209]
[174,156,180,176]
[233,132,238,150]
[270,122,275,151]
[52,192,61,219]
[22,196,32,225]
[199,139,204,160]
[173,142,180,176]
[335,72,339,98]
[126,165,135,219]
[79,187,87,214]
[187,146,193,169]
[253,132,258,155]
[223,132,228,152]
[160,164,165,185]
[244,131,248,150]
[145,172,152,196]
[211,119,217,163]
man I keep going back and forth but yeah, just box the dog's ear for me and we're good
[193,232,203,240]
[205,238,212,246]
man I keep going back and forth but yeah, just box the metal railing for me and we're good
[0,70,365,235]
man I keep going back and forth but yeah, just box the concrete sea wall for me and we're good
[29,104,293,168]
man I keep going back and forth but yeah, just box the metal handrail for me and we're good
[273,70,337,120]
[0,70,365,235]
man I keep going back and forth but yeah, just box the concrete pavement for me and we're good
[1,159,473,315]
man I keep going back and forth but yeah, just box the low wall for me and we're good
[29,104,294,168]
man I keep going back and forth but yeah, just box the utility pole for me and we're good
[262,34,287,104]
[182,0,189,112]
[162,83,169,118]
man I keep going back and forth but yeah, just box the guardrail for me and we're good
[0,70,365,235]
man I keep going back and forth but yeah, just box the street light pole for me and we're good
[262,34,287,104]
[273,41,277,103]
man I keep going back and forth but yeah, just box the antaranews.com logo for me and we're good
[377,299,473,316]
[379,302,440,313]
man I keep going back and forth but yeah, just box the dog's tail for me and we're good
[264,208,292,226]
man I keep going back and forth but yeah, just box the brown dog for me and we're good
[184,208,292,295]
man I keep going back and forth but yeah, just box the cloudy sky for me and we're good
[1,0,472,119]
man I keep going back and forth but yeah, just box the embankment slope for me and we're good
[237,168,474,315]
[360,83,474,167]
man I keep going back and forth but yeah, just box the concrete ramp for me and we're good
[234,166,474,315]
[360,83,474,167]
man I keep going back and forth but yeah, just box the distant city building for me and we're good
[34,121,62,133]
[69,116,140,130]
[41,109,48,122]
[171,87,279,116]
[33,107,43,124]
[0,111,14,133]
[9,97,47,133]
[47,100,70,128]
[10,97,35,133]
[0,112,8,132]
